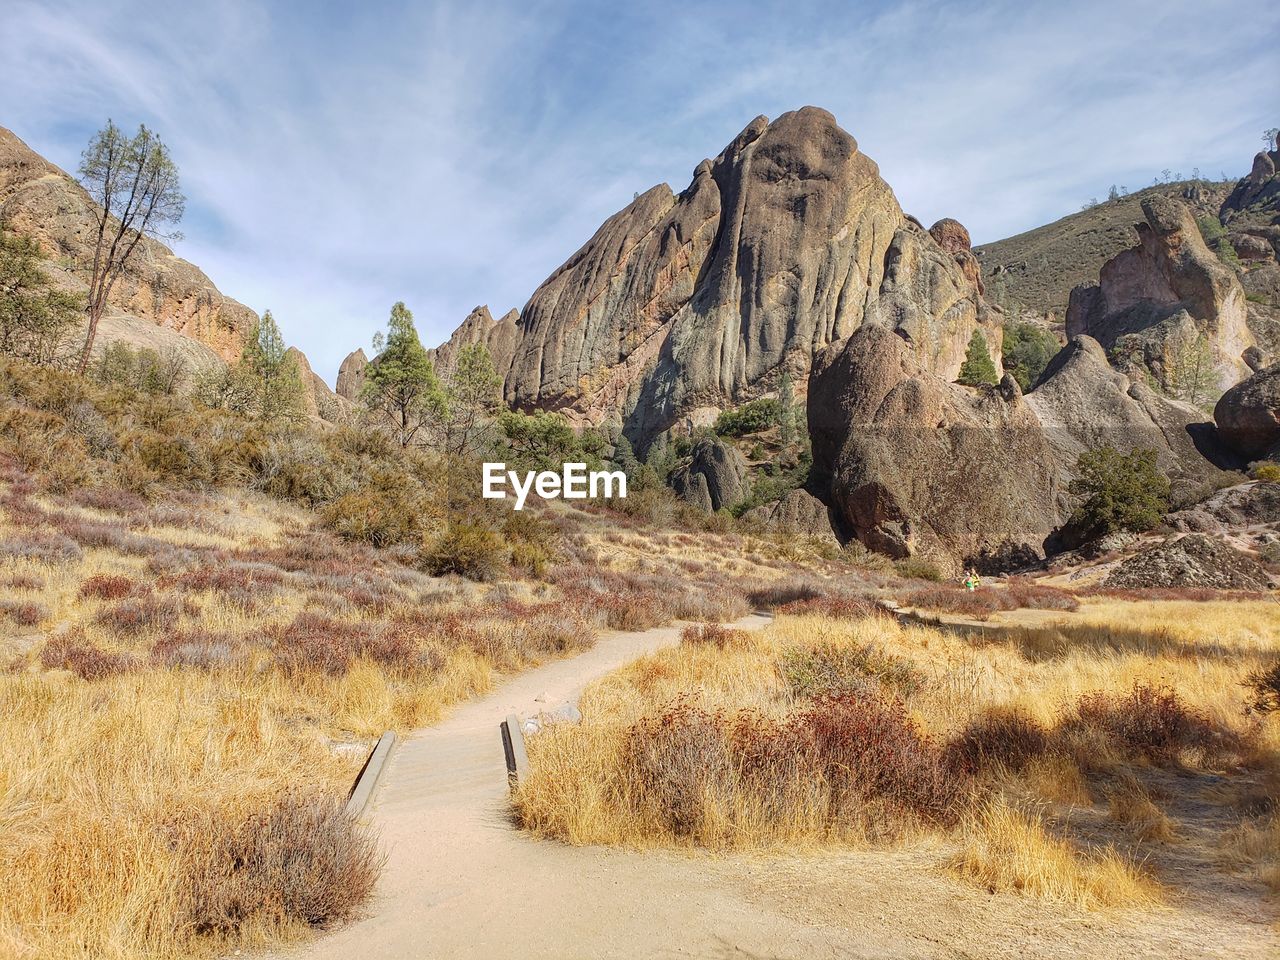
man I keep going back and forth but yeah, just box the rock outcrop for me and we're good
[741,487,839,543]
[669,436,747,513]
[1104,533,1272,591]
[1024,336,1229,495]
[1223,146,1280,221]
[286,347,345,422]
[1065,196,1254,391]
[0,125,258,364]
[430,305,519,382]
[336,348,369,402]
[808,323,1059,573]
[462,108,997,445]
[1214,360,1280,459]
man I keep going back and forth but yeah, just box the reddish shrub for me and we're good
[746,580,823,609]
[776,594,887,620]
[680,623,746,648]
[1061,683,1224,764]
[94,595,182,635]
[0,599,45,626]
[267,612,422,675]
[69,486,147,514]
[0,531,82,564]
[168,563,286,594]
[3,573,44,590]
[78,574,144,601]
[41,632,139,680]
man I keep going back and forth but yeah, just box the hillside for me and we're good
[976,181,1232,321]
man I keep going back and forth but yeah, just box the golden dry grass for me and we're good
[516,599,1280,914]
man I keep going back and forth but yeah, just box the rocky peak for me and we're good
[336,348,369,402]
[468,107,995,446]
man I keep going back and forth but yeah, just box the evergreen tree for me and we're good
[439,344,502,459]
[1068,446,1170,537]
[957,329,999,386]
[361,301,443,447]
[0,228,83,365]
[239,310,304,421]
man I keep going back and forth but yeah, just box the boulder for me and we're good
[808,323,1059,573]
[1168,481,1280,533]
[1214,360,1280,459]
[1024,335,1229,494]
[1104,533,1272,591]
[741,488,839,543]
[1065,196,1253,392]
[670,436,748,513]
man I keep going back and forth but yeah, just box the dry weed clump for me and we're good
[905,579,1079,621]
[944,708,1051,775]
[172,792,383,935]
[40,630,140,680]
[94,595,183,637]
[1059,683,1230,766]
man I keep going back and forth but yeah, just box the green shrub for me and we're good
[1001,321,1059,391]
[1067,446,1170,538]
[895,555,943,581]
[714,397,781,437]
[421,524,508,581]
[1249,461,1280,483]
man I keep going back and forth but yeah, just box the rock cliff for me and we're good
[453,107,998,446]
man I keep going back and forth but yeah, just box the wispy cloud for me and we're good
[3,0,1275,380]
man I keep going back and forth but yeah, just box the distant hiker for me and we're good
[964,568,980,592]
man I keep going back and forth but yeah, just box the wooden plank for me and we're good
[346,730,397,819]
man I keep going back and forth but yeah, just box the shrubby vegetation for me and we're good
[957,329,999,387]
[1067,446,1170,538]
[1001,320,1060,390]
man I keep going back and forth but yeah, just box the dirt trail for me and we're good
[272,611,1279,960]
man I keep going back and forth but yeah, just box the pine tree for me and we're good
[239,310,303,421]
[361,301,443,447]
[958,329,999,386]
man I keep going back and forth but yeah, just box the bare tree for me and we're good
[76,121,185,373]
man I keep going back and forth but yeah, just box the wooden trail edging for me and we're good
[500,713,530,788]
[346,730,397,818]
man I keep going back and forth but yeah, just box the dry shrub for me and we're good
[438,600,595,669]
[950,797,1162,909]
[0,599,46,626]
[775,594,886,620]
[0,531,83,564]
[745,579,823,609]
[1107,776,1176,842]
[617,693,964,844]
[40,632,139,680]
[1245,661,1280,714]
[905,580,1078,621]
[94,595,182,636]
[779,642,921,699]
[172,792,383,935]
[78,573,144,601]
[680,623,747,648]
[268,613,422,675]
[54,516,153,554]
[169,563,286,594]
[420,524,508,582]
[69,485,147,514]
[945,708,1050,774]
[1059,683,1228,765]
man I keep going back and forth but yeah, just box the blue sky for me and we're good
[3,0,1276,382]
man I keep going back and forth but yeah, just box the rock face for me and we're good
[1025,336,1229,495]
[467,108,997,445]
[808,323,1059,573]
[0,125,258,364]
[1104,533,1272,591]
[336,348,369,402]
[1214,360,1280,459]
[669,436,747,513]
[1223,147,1280,221]
[285,347,345,422]
[1065,196,1254,391]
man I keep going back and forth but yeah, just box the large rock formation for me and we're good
[336,348,369,402]
[285,347,346,422]
[464,108,997,445]
[1214,360,1280,459]
[0,125,258,365]
[741,487,839,544]
[1223,145,1280,222]
[1066,195,1255,392]
[808,323,1059,573]
[1104,533,1272,591]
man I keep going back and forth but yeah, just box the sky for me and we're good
[2,0,1276,382]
